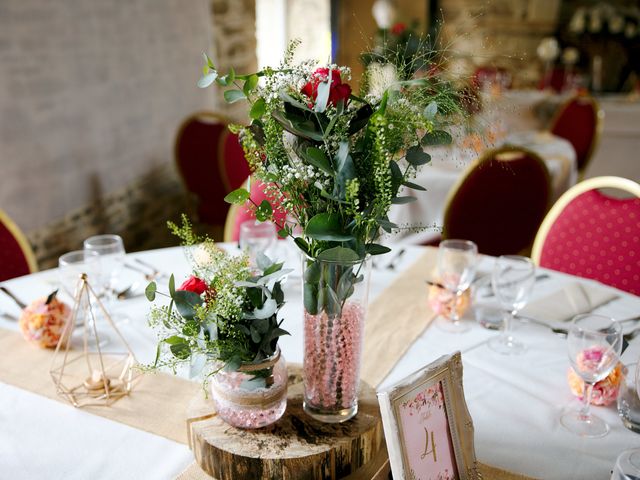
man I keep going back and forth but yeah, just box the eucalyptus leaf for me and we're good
[424,101,438,120]
[421,130,452,146]
[256,252,272,271]
[170,343,190,360]
[314,71,331,113]
[189,353,207,378]
[304,147,333,175]
[402,180,427,191]
[246,298,277,319]
[304,261,321,283]
[257,269,293,286]
[316,246,361,262]
[249,97,266,120]
[173,290,204,320]
[254,317,270,334]
[255,200,272,222]
[168,274,175,297]
[250,325,261,343]
[197,72,217,88]
[406,146,431,167]
[365,243,392,255]
[304,282,318,315]
[391,196,417,204]
[279,91,313,112]
[224,188,250,204]
[376,218,399,232]
[223,89,246,104]
[347,104,374,135]
[243,74,259,95]
[271,110,324,141]
[305,213,353,241]
[145,282,157,301]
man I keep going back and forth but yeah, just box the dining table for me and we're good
[1,242,639,480]
[388,126,578,246]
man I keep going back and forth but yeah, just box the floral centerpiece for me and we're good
[197,41,463,422]
[145,217,290,428]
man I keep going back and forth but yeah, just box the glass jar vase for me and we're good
[302,255,371,423]
[210,348,287,429]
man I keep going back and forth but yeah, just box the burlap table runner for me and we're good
[0,248,534,479]
[0,328,200,444]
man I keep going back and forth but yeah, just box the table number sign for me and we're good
[377,352,479,480]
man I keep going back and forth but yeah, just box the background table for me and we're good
[1,243,639,479]
[389,130,577,245]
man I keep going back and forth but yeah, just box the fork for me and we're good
[123,263,156,281]
[134,258,168,280]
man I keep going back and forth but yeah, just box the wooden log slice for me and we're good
[187,364,384,480]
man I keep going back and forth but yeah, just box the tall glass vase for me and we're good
[302,255,371,423]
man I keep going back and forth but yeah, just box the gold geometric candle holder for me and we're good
[50,273,139,407]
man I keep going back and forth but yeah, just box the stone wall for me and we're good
[439,0,562,87]
[0,0,258,271]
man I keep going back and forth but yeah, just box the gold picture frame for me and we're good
[377,352,479,480]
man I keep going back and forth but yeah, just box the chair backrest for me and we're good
[442,147,551,256]
[532,176,640,295]
[174,112,250,225]
[549,95,603,175]
[223,178,288,243]
[0,209,38,281]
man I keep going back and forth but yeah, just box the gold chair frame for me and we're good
[531,175,640,266]
[0,208,38,274]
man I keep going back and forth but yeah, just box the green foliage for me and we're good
[196,41,464,314]
[146,220,290,381]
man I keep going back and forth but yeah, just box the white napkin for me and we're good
[520,282,619,323]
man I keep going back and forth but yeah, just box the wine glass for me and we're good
[83,234,126,304]
[239,220,277,269]
[611,449,640,480]
[488,255,535,355]
[560,314,622,438]
[436,239,478,333]
[58,250,100,299]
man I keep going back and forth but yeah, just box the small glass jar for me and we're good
[210,348,287,429]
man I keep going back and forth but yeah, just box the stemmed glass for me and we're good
[560,314,622,438]
[58,250,100,299]
[436,239,478,333]
[239,220,277,269]
[83,235,126,304]
[488,255,535,355]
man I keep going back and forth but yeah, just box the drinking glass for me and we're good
[611,449,640,480]
[239,220,277,269]
[58,250,100,299]
[617,361,640,433]
[436,239,478,333]
[488,255,535,355]
[561,314,622,438]
[83,234,126,302]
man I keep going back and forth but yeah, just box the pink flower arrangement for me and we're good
[567,361,624,406]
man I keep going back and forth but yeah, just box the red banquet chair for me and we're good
[0,209,38,282]
[174,112,251,226]
[442,147,551,256]
[532,176,640,295]
[224,178,288,243]
[548,95,603,178]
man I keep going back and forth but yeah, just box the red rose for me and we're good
[390,22,406,35]
[301,67,352,107]
[178,276,208,295]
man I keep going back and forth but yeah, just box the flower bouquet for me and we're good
[198,41,462,422]
[146,217,290,428]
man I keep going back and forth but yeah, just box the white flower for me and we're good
[366,62,398,101]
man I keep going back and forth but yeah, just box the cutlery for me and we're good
[116,283,142,300]
[123,263,155,281]
[1,311,17,322]
[480,273,549,297]
[385,248,406,270]
[134,258,168,280]
[518,315,640,338]
[0,286,26,309]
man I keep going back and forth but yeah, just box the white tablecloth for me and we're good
[1,244,639,479]
[389,130,577,245]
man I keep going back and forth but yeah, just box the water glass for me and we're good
[58,250,100,299]
[83,234,126,301]
[488,255,535,355]
[239,220,277,269]
[436,239,478,333]
[561,314,623,438]
[618,360,640,433]
[611,449,640,480]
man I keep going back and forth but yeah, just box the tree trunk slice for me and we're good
[187,364,384,480]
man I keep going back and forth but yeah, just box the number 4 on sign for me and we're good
[420,427,437,462]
